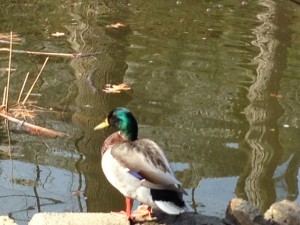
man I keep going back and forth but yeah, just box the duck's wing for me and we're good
[111,138,185,193]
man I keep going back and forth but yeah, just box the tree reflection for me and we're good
[67,1,132,213]
[237,0,299,212]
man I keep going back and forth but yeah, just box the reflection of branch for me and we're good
[74,154,84,212]
[33,163,41,212]
[10,202,64,215]
[6,122,14,189]
[0,194,63,203]
[191,188,198,213]
[0,112,67,138]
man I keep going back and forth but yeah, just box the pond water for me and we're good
[0,0,300,224]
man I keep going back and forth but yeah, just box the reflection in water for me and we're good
[237,0,297,212]
[66,1,132,213]
[0,160,84,224]
[33,164,41,213]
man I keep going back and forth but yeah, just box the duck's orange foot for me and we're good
[110,205,156,221]
[131,205,157,221]
[110,211,136,221]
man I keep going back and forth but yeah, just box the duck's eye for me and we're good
[110,115,121,125]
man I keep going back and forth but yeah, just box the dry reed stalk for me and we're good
[17,72,30,103]
[2,86,7,106]
[0,48,103,58]
[22,57,49,105]
[4,32,13,111]
[0,68,16,71]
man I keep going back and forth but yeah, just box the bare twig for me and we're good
[0,112,67,138]
[22,57,49,105]
[0,48,75,58]
[17,72,30,103]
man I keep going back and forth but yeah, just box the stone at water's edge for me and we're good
[264,200,300,225]
[225,198,260,225]
[226,198,300,225]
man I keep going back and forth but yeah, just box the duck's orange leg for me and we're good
[110,197,133,220]
[111,198,154,221]
[125,197,134,219]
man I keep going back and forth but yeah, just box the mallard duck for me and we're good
[94,107,187,220]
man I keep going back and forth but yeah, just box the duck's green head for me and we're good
[94,107,138,141]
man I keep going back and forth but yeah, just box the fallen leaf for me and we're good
[105,23,125,29]
[103,83,131,94]
[51,32,65,37]
[270,93,283,99]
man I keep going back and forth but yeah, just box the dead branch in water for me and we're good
[0,112,67,138]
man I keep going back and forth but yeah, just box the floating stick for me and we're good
[0,48,103,58]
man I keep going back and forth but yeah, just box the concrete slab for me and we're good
[28,213,130,225]
[0,216,18,225]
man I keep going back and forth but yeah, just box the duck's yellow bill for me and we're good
[94,118,109,130]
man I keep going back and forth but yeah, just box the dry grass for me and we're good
[0,32,67,138]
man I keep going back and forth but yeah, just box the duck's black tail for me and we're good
[150,189,186,215]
